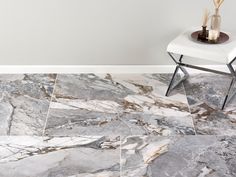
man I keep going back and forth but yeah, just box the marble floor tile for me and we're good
[121,135,236,177]
[183,74,236,135]
[45,74,195,137]
[0,136,120,177]
[0,74,56,135]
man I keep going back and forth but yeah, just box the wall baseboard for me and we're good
[0,65,230,74]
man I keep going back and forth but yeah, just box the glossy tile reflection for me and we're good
[183,74,236,135]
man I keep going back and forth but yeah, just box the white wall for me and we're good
[0,0,235,65]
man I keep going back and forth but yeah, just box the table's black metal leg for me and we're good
[165,65,179,96]
[166,53,236,109]
[179,66,189,77]
[222,77,235,110]
[165,53,189,96]
[222,62,236,110]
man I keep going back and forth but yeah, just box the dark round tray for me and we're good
[191,30,229,44]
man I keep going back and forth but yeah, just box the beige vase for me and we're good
[211,8,221,38]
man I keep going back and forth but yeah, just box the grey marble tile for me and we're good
[45,74,194,137]
[0,136,120,177]
[183,74,236,135]
[121,135,236,177]
[0,74,56,135]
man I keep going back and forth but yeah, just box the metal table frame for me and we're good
[165,52,236,110]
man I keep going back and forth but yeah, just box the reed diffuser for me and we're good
[198,9,210,41]
[209,0,225,42]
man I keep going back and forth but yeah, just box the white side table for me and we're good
[166,28,236,110]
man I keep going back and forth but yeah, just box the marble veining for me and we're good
[121,135,236,177]
[45,74,195,137]
[0,74,56,136]
[0,136,120,177]
[0,73,236,177]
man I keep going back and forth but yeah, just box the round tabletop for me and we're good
[191,31,229,44]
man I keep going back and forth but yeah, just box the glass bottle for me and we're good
[210,8,221,39]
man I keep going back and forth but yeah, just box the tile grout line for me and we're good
[182,81,197,135]
[42,74,59,136]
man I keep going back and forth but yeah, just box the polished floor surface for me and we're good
[0,73,235,177]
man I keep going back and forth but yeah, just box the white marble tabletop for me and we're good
[167,28,236,64]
